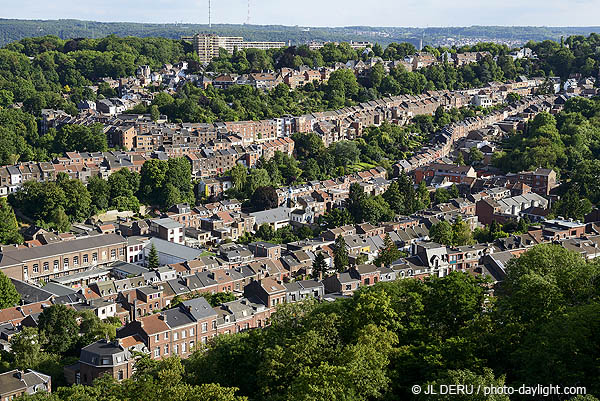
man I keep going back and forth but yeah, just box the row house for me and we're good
[414,163,477,185]
[117,297,218,361]
[260,137,295,159]
[475,192,549,225]
[213,297,273,335]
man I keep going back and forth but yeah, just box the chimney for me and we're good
[132,299,138,322]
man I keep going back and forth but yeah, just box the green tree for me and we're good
[87,176,110,213]
[148,243,159,269]
[150,105,160,121]
[246,168,271,196]
[347,182,366,223]
[498,244,600,324]
[47,206,71,232]
[0,271,20,308]
[78,310,117,346]
[10,327,44,369]
[452,216,473,246]
[112,195,140,213]
[429,221,454,245]
[229,163,248,193]
[375,234,403,266]
[552,191,592,221]
[312,252,328,280]
[250,186,278,211]
[56,173,92,222]
[333,235,349,272]
[201,292,237,307]
[256,223,275,241]
[37,304,79,353]
[0,197,23,244]
[383,180,404,214]
[139,159,168,205]
[469,147,484,165]
[321,208,353,229]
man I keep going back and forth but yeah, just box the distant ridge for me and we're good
[1,18,599,47]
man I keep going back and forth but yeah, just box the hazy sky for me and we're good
[4,0,600,27]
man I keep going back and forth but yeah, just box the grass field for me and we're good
[346,162,376,173]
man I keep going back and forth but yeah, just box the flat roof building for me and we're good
[183,34,286,63]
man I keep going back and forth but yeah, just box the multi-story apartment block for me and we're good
[183,34,285,63]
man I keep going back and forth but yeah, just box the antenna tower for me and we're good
[208,0,212,28]
[246,0,251,25]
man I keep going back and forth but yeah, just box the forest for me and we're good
[8,244,600,401]
[1,19,599,47]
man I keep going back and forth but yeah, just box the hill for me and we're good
[1,19,600,47]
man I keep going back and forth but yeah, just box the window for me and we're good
[164,332,169,340]
[119,248,125,256]
[181,342,186,354]
[101,357,110,365]
[174,344,179,355]
[154,347,160,358]
[24,267,28,277]
[64,258,69,268]
[73,256,78,266]
[155,334,160,342]
[174,332,179,341]
[190,328,195,336]
[181,330,187,339]
[43,262,49,271]
[83,254,88,264]
[53,260,59,271]
[212,320,217,329]
[201,322,207,333]
[33,264,39,273]
[102,251,107,260]
[118,370,124,380]
[111,249,116,259]
[164,344,169,354]
[92,253,98,262]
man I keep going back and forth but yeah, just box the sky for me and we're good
[3,0,600,27]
